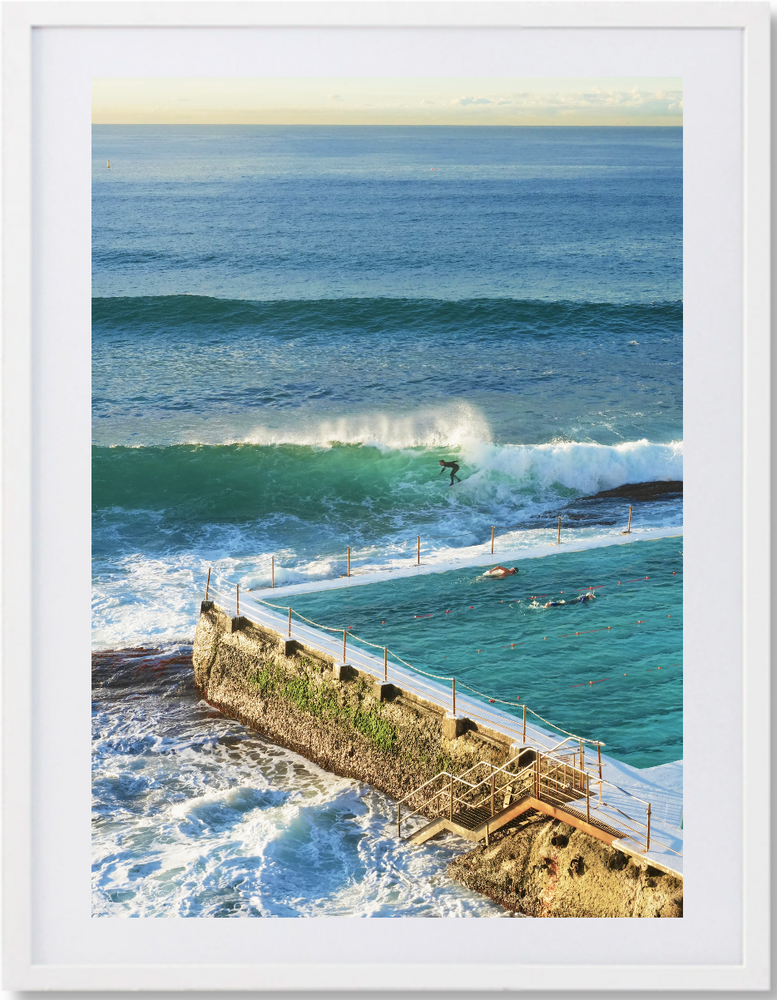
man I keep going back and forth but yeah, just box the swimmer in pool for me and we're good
[482,566,517,578]
[544,592,595,608]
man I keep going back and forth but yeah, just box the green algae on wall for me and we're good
[193,606,512,806]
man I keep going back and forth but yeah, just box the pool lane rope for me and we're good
[208,569,679,746]
[208,581,613,747]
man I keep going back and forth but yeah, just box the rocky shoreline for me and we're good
[448,815,683,918]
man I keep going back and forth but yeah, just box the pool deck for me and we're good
[254,525,683,601]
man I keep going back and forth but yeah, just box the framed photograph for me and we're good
[3,1,769,991]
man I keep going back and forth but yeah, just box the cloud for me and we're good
[468,87,683,118]
[452,96,494,106]
[92,78,682,126]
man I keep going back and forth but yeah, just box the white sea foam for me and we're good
[92,698,507,918]
[462,438,683,493]
[91,522,683,651]
[95,404,682,499]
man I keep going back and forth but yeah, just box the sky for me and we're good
[92,77,683,126]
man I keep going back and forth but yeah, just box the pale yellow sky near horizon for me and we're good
[93,77,683,126]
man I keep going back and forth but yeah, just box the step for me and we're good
[408,818,449,846]
[407,793,628,849]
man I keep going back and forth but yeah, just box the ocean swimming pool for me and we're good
[278,536,682,768]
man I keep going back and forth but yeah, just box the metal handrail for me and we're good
[397,757,539,836]
[397,749,682,859]
[207,588,608,749]
[396,757,537,836]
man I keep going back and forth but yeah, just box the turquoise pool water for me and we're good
[286,536,683,768]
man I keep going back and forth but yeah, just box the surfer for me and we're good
[439,459,461,486]
[482,566,517,578]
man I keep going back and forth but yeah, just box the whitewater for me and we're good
[92,124,682,917]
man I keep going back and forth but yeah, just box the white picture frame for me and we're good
[2,1,770,992]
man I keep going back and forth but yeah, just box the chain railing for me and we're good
[205,576,607,757]
[250,509,645,588]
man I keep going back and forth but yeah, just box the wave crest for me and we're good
[464,438,683,493]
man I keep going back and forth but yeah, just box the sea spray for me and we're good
[92,651,506,918]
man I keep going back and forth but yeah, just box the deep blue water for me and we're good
[93,125,682,302]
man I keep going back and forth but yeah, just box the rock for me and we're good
[448,816,683,918]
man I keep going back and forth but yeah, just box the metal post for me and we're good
[287,608,291,637]
[384,647,388,683]
[522,704,527,742]
[579,739,584,774]
[491,526,495,555]
[597,743,603,780]
[343,629,347,663]
[271,556,275,589]
[347,547,351,577]
[205,568,211,601]
[586,775,591,824]
[645,803,652,852]
[485,823,489,847]
[236,584,239,617]
[452,678,456,715]
[449,777,454,821]
[626,505,632,534]
[557,516,561,545]
[490,768,495,816]
[535,754,540,799]
[417,535,420,566]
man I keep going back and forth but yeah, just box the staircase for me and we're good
[398,750,628,849]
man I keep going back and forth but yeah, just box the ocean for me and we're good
[92,124,682,916]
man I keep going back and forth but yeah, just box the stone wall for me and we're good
[193,605,512,805]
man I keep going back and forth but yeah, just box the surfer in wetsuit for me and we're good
[439,459,461,486]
